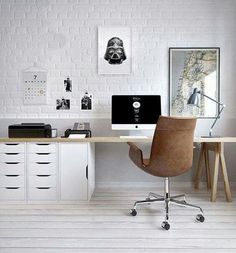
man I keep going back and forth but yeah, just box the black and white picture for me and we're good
[64,77,72,92]
[98,26,131,74]
[56,98,70,110]
[81,91,92,110]
[104,37,127,64]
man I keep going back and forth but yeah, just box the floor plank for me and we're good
[0,187,236,252]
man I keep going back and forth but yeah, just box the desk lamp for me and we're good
[187,88,225,137]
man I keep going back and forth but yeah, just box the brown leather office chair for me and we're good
[128,116,204,230]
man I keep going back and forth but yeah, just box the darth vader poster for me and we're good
[98,26,131,74]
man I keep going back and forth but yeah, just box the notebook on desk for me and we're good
[120,136,148,139]
[64,122,91,138]
[68,134,86,139]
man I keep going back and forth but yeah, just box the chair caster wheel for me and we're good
[196,214,205,222]
[161,221,170,230]
[130,209,137,216]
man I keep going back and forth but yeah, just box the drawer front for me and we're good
[0,153,25,163]
[28,143,57,153]
[0,187,25,200]
[28,175,57,187]
[0,143,25,153]
[0,162,25,175]
[28,187,57,201]
[0,175,24,187]
[28,153,56,163]
[28,162,56,175]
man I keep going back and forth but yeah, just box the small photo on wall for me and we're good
[81,91,93,110]
[56,98,70,110]
[64,77,72,92]
[98,26,131,74]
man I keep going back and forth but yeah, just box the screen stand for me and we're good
[119,130,151,139]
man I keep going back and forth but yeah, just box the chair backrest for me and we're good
[147,116,197,177]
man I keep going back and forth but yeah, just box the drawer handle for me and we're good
[5,175,20,177]
[36,153,50,155]
[36,175,50,177]
[36,143,50,146]
[5,187,20,189]
[36,187,51,189]
[36,162,51,164]
[5,153,19,155]
[5,162,20,164]
[5,143,19,146]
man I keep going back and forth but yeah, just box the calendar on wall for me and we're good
[23,65,47,104]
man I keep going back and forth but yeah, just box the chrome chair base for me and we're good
[130,177,205,230]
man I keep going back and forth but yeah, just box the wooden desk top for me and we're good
[0,136,236,143]
[194,137,236,143]
[0,137,151,143]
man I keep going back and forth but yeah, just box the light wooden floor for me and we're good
[0,186,236,253]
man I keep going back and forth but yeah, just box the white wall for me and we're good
[0,0,236,185]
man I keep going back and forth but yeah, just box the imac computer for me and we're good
[111,95,161,133]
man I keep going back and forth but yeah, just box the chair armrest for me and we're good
[127,142,146,168]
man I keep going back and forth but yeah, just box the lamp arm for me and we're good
[209,105,225,137]
[190,88,225,136]
[198,91,224,106]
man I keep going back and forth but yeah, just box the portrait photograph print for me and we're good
[98,26,131,74]
[81,91,93,111]
[169,47,220,118]
[56,98,70,110]
[64,77,72,92]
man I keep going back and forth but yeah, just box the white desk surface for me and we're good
[0,137,236,143]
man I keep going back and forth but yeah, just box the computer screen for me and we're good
[112,95,161,130]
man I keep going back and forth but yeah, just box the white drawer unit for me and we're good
[28,187,57,201]
[0,143,25,153]
[0,142,26,202]
[28,175,57,188]
[0,141,95,203]
[28,162,56,175]
[0,162,25,175]
[28,153,56,163]
[0,153,25,163]
[0,187,25,201]
[0,175,24,187]
[27,143,57,153]
[26,142,58,202]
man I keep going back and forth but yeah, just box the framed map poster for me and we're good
[169,47,220,118]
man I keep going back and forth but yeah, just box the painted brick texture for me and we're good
[0,0,235,118]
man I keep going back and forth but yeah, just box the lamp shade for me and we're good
[187,88,200,107]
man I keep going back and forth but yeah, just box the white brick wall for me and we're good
[0,0,236,119]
